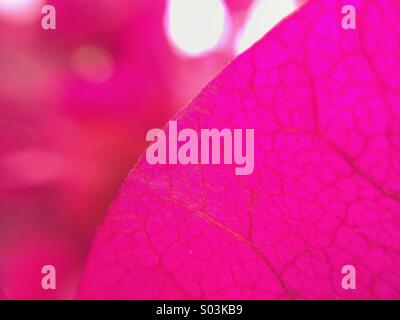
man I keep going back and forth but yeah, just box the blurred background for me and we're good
[0,0,303,299]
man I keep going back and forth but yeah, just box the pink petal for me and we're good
[79,0,400,299]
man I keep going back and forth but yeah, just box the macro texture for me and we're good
[79,0,400,299]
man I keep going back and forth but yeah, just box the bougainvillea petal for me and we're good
[79,0,400,299]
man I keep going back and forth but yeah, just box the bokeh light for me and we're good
[0,0,44,22]
[70,45,115,84]
[235,0,297,54]
[164,0,228,57]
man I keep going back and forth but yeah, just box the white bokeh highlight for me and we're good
[165,0,228,57]
[235,0,297,54]
[0,0,44,22]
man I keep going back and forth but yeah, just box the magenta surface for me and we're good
[79,0,400,299]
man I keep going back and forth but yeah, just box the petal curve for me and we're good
[79,0,400,299]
